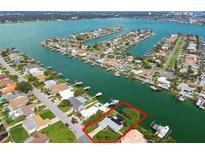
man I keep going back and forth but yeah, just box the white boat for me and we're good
[95,92,103,97]
[150,85,157,91]
[196,98,202,106]
[84,86,91,90]
[177,94,186,102]
[74,81,83,86]
[199,105,205,110]
[155,126,170,138]
[58,73,63,76]
[108,99,119,105]
[150,121,170,139]
[113,71,120,77]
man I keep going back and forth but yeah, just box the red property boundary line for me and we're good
[82,101,148,143]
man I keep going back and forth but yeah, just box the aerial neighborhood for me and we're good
[42,28,205,110]
[0,25,204,143]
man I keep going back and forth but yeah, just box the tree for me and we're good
[187,65,194,74]
[8,74,18,81]
[57,100,72,112]
[1,51,8,57]
[122,107,140,127]
[106,43,111,47]
[74,87,85,96]
[16,81,33,93]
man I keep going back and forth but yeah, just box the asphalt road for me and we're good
[0,56,91,142]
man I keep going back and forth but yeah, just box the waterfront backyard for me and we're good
[0,18,205,142]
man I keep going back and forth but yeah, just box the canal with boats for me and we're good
[0,18,205,142]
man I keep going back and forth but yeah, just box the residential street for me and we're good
[0,56,90,142]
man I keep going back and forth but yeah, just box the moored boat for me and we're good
[84,86,91,90]
[150,121,171,139]
[74,81,83,86]
[95,92,103,97]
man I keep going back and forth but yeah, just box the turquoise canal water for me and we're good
[0,18,205,142]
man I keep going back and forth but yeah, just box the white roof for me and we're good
[29,68,42,75]
[59,89,74,100]
[44,80,56,88]
[157,77,170,84]
[80,106,98,118]
[131,70,143,75]
[98,105,109,112]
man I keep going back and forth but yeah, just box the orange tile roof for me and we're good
[32,114,49,127]
[50,83,69,94]
[185,57,197,65]
[36,74,46,82]
[1,84,16,94]
[121,129,145,143]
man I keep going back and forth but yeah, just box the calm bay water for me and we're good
[0,18,205,142]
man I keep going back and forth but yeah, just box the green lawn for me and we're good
[38,109,55,120]
[86,123,98,133]
[93,129,121,142]
[9,124,29,143]
[42,121,76,143]
[167,37,186,71]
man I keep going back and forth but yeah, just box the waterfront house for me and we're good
[140,70,152,79]
[35,74,46,82]
[199,88,205,99]
[187,42,197,53]
[68,96,88,110]
[161,44,169,50]
[8,52,24,64]
[50,83,69,94]
[58,89,74,100]
[80,106,99,119]
[177,83,194,97]
[96,59,105,65]
[200,74,205,86]
[157,77,171,89]
[24,64,40,74]
[131,69,143,76]
[105,59,121,69]
[44,80,57,89]
[98,117,123,132]
[121,129,146,143]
